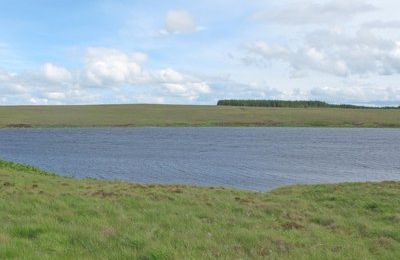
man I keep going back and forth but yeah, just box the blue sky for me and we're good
[1,0,400,105]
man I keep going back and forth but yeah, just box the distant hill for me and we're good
[217,100,400,109]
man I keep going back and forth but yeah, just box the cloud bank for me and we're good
[0,48,210,104]
[244,28,400,77]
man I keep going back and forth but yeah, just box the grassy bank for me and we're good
[0,104,399,128]
[0,160,399,259]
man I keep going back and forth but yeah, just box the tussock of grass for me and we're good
[0,160,55,176]
[0,160,399,259]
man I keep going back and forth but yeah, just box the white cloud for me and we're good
[164,82,210,100]
[156,68,210,100]
[0,68,11,81]
[254,0,376,25]
[44,92,67,100]
[131,52,148,64]
[42,63,72,82]
[362,20,400,29]
[245,41,289,60]
[82,47,145,86]
[157,68,185,82]
[29,97,49,105]
[310,85,400,105]
[164,10,197,34]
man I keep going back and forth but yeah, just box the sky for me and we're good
[0,0,400,106]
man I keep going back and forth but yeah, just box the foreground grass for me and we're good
[0,104,400,128]
[0,161,399,259]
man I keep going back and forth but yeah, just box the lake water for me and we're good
[0,128,399,191]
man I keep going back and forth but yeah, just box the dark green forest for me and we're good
[217,100,400,109]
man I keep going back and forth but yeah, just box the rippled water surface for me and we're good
[0,128,399,191]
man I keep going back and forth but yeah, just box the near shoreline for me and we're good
[1,160,399,258]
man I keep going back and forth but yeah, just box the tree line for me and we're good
[217,100,400,109]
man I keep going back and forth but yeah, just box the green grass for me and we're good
[0,160,399,259]
[0,104,399,128]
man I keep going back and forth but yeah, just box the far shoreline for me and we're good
[1,104,399,128]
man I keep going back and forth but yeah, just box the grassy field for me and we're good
[0,160,399,259]
[0,104,399,128]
